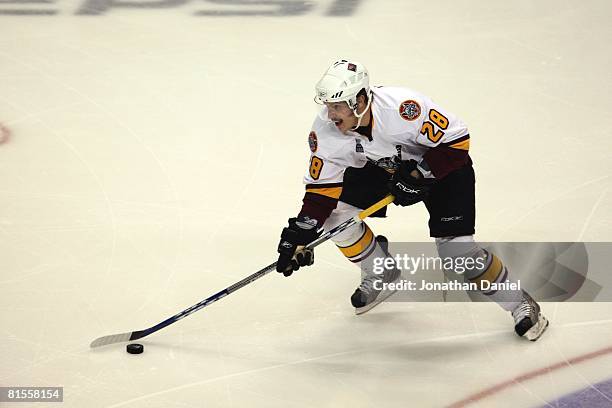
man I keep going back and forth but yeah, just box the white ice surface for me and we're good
[1,1,612,407]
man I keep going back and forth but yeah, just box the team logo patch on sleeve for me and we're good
[399,100,421,121]
[308,131,318,152]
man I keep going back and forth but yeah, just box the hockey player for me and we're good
[275,59,549,341]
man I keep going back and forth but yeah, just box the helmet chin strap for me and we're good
[349,90,373,131]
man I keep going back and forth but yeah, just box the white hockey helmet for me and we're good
[314,59,371,111]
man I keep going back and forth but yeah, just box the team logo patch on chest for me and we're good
[355,138,364,153]
[308,131,318,152]
[399,100,421,121]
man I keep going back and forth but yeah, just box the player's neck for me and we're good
[357,105,372,127]
[353,106,373,140]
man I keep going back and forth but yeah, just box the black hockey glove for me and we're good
[389,160,433,206]
[276,217,321,277]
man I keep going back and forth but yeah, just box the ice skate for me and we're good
[512,291,549,341]
[351,236,401,315]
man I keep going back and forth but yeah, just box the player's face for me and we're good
[325,102,357,134]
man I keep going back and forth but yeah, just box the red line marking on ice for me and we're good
[447,345,612,408]
[0,123,11,144]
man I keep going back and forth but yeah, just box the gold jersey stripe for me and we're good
[469,253,503,285]
[306,186,343,199]
[449,138,470,151]
[337,226,374,258]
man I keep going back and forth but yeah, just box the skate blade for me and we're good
[525,313,550,341]
[354,289,398,315]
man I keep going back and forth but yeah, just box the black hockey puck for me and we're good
[126,343,144,354]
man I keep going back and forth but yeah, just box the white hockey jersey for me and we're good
[303,86,469,199]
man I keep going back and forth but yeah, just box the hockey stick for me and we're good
[90,195,395,348]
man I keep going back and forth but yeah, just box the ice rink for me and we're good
[2,0,612,406]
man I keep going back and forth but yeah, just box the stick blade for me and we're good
[90,332,133,348]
